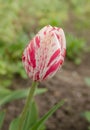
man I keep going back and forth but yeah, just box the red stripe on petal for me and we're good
[56,33,60,40]
[43,61,60,79]
[44,31,46,35]
[22,54,25,62]
[47,49,60,66]
[35,71,40,81]
[59,59,63,65]
[28,41,36,68]
[35,36,40,48]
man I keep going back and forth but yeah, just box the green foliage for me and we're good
[70,0,90,17]
[9,101,45,130]
[66,34,85,64]
[8,82,64,130]
[0,0,21,43]
[84,111,90,122]
[20,0,68,30]
[0,0,68,40]
[69,0,90,29]
[9,100,64,130]
[30,100,64,130]
[9,117,20,130]
[85,77,90,87]
[0,110,6,129]
[0,87,47,106]
[84,111,90,130]
[23,101,38,130]
[0,32,29,87]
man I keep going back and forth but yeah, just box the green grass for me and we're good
[66,34,86,64]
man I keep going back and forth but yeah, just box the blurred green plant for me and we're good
[0,87,47,106]
[0,85,48,130]
[85,77,90,87]
[0,33,29,87]
[0,86,47,129]
[19,0,68,31]
[0,110,6,129]
[84,111,90,130]
[0,82,64,130]
[9,100,64,130]
[69,0,90,29]
[66,34,86,64]
[0,0,22,43]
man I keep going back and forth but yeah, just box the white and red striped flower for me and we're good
[22,25,66,81]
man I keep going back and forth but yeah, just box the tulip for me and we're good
[19,25,66,130]
[22,25,66,81]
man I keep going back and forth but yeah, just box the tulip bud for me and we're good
[22,25,66,81]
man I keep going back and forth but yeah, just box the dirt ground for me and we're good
[2,51,90,130]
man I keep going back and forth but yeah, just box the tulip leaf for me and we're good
[22,101,38,130]
[0,88,11,99]
[9,101,39,130]
[30,100,64,130]
[0,110,6,129]
[9,117,20,130]
[0,88,47,106]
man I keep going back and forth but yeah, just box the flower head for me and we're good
[22,25,66,81]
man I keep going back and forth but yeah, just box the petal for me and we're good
[43,60,61,80]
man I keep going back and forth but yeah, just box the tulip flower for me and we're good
[22,25,66,81]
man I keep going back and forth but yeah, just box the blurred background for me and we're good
[0,0,90,130]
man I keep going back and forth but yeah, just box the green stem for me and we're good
[18,81,38,130]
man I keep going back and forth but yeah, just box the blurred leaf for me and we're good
[0,110,6,129]
[0,88,11,99]
[66,34,86,64]
[84,111,90,122]
[22,101,38,130]
[0,88,47,106]
[9,100,64,130]
[0,79,12,88]
[9,101,45,130]
[85,77,90,87]
[74,58,81,65]
[30,100,64,130]
[9,117,20,130]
